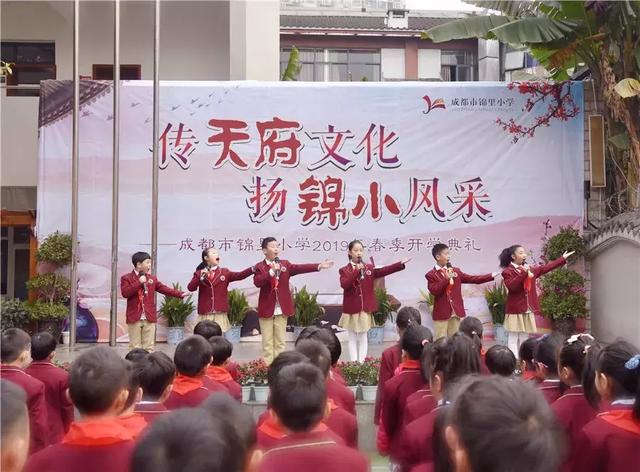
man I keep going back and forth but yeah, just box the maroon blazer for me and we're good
[404,389,436,426]
[326,403,358,449]
[134,401,168,424]
[426,266,493,321]
[218,378,242,401]
[538,379,563,405]
[120,271,183,323]
[0,365,49,453]
[253,260,320,318]
[551,386,597,471]
[331,367,347,386]
[339,261,405,314]
[25,361,74,444]
[502,257,566,315]
[573,404,640,472]
[257,430,369,472]
[326,377,356,416]
[164,387,211,409]
[24,440,134,472]
[187,266,254,314]
[374,343,402,424]
[401,405,443,469]
[381,365,424,461]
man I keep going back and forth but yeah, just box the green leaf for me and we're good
[614,78,640,98]
[423,15,510,42]
[462,0,541,17]
[558,0,587,20]
[281,46,301,82]
[490,17,579,44]
[609,132,631,150]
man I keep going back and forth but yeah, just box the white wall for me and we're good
[381,48,404,80]
[418,49,440,80]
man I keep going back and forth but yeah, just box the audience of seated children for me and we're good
[206,336,242,401]
[534,333,565,404]
[484,344,517,377]
[194,321,239,380]
[458,316,489,375]
[133,351,175,423]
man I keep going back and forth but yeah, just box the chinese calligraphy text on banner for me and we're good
[37,81,584,342]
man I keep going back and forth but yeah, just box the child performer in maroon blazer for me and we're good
[1,380,30,472]
[24,347,136,472]
[574,341,640,472]
[426,243,497,340]
[25,332,74,444]
[254,237,334,364]
[533,333,565,404]
[339,240,409,362]
[552,334,598,471]
[132,352,175,424]
[0,328,48,454]
[499,244,574,355]
[187,248,254,334]
[120,251,186,352]
[257,362,368,472]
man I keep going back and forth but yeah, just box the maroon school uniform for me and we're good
[401,404,445,469]
[381,359,423,461]
[258,429,369,472]
[24,417,135,472]
[256,411,345,450]
[326,399,358,449]
[226,360,240,381]
[374,343,402,424]
[120,271,183,323]
[25,360,74,444]
[538,379,562,404]
[164,375,211,409]
[0,365,49,453]
[134,401,168,424]
[404,389,436,426]
[253,260,320,317]
[331,367,347,386]
[339,261,405,315]
[551,386,596,471]
[425,266,493,322]
[502,258,566,316]
[326,376,356,415]
[573,402,640,472]
[187,266,253,314]
[206,365,242,401]
[411,464,434,472]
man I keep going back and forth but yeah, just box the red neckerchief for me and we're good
[62,417,134,446]
[206,365,233,383]
[439,267,453,294]
[171,374,203,395]
[522,370,538,382]
[207,267,221,285]
[399,359,421,371]
[116,413,148,438]
[599,409,640,436]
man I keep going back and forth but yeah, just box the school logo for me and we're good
[281,267,287,272]
[220,275,226,281]
[422,95,446,114]
[365,270,372,276]
[148,279,154,284]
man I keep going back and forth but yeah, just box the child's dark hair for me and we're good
[134,352,176,401]
[558,334,598,381]
[420,345,432,383]
[485,345,516,377]
[68,346,129,415]
[0,328,30,363]
[208,336,233,366]
[196,248,215,271]
[498,244,523,268]
[267,351,309,386]
[132,409,242,472]
[261,237,277,250]
[201,393,257,453]
[432,243,448,259]
[30,331,57,361]
[459,316,483,353]
[132,251,151,266]
[401,324,433,360]
[450,376,566,472]
[295,339,331,378]
[396,306,421,331]
[347,239,364,260]
[125,348,149,364]
[123,360,141,411]
[533,333,565,377]
[174,336,213,377]
[270,363,326,432]
[429,333,481,386]
[1,379,28,442]
[194,320,222,339]
[519,337,538,373]
[295,326,342,366]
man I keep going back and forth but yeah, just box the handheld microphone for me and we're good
[446,262,454,279]
[274,257,281,279]
[139,271,148,296]
[358,257,365,280]
[200,266,208,281]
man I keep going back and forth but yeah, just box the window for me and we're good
[280,48,381,82]
[93,64,141,80]
[440,50,476,81]
[1,41,56,96]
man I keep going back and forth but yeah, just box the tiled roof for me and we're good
[280,15,452,31]
[586,211,640,249]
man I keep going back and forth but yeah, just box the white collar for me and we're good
[435,264,447,271]
[611,398,636,406]
[208,265,219,271]
[511,262,520,269]
[265,258,276,265]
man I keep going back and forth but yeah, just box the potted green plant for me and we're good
[226,289,251,344]
[541,226,586,261]
[0,298,30,331]
[484,283,508,346]
[236,362,253,402]
[359,357,380,401]
[337,360,360,398]
[539,269,588,336]
[159,283,194,345]
[293,286,324,338]
[245,358,269,402]
[369,287,393,345]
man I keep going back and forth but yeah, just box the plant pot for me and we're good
[367,326,385,344]
[494,324,507,346]
[552,318,576,337]
[253,385,269,403]
[61,331,70,346]
[347,385,359,399]
[224,326,242,344]
[36,319,63,343]
[166,327,185,345]
[241,386,252,403]
[360,385,377,401]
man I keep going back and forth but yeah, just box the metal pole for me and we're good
[151,0,160,284]
[109,0,121,346]
[69,0,80,349]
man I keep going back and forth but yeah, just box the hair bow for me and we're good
[421,339,430,346]
[625,354,640,370]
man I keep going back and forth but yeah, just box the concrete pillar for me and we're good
[478,38,500,81]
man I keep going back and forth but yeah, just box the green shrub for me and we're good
[24,301,68,321]
[26,273,70,304]
[542,226,586,261]
[36,231,72,265]
[373,287,393,326]
[484,283,507,325]
[539,268,588,321]
[293,286,323,327]
[227,289,251,327]
[159,284,193,327]
[0,298,30,330]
